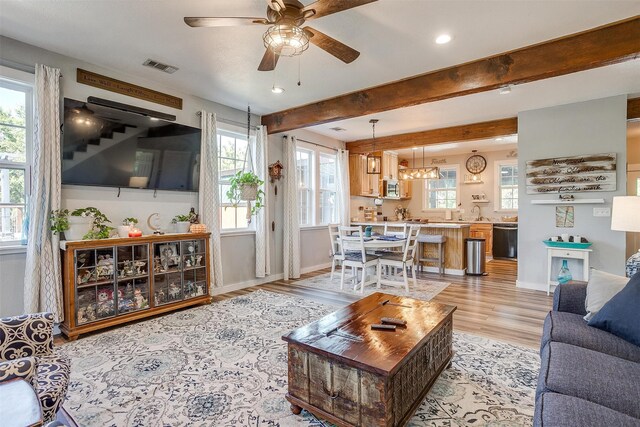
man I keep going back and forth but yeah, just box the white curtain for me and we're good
[255,125,270,278]
[336,149,351,226]
[199,111,224,290]
[24,64,63,321]
[283,135,300,280]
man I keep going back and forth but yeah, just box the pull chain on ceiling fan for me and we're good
[184,0,378,71]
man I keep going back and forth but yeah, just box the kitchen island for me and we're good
[352,221,471,275]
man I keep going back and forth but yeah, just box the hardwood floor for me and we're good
[213,259,553,348]
[56,260,553,349]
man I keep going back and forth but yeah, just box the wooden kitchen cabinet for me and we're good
[349,154,380,196]
[382,152,399,180]
[469,223,493,256]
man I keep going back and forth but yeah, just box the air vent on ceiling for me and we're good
[142,59,179,74]
[330,127,346,132]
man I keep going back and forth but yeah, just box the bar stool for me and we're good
[418,234,447,275]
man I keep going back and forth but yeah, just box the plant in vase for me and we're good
[118,217,138,238]
[172,213,193,233]
[394,205,409,221]
[50,207,114,240]
[225,171,264,223]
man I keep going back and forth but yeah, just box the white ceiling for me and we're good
[1,0,639,139]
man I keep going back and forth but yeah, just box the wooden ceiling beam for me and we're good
[629,97,640,121]
[346,118,518,154]
[262,16,640,134]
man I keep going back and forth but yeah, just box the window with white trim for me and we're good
[218,130,251,230]
[0,77,32,245]
[319,153,337,224]
[296,143,338,227]
[496,160,518,210]
[424,166,459,210]
[296,147,313,226]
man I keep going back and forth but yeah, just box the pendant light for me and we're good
[366,119,381,174]
[402,146,439,180]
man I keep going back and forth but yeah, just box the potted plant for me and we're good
[50,207,114,240]
[226,171,265,218]
[118,217,138,238]
[172,214,192,233]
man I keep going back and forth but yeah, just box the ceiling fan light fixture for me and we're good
[263,24,310,57]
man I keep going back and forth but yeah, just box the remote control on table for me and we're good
[371,324,397,331]
[380,317,406,326]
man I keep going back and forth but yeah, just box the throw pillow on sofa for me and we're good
[584,269,628,321]
[588,271,640,347]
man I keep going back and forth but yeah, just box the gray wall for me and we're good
[517,96,628,291]
[0,36,343,316]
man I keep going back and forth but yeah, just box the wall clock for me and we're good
[466,154,487,174]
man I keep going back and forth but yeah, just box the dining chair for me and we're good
[338,226,381,293]
[383,223,408,238]
[327,224,344,280]
[377,225,421,292]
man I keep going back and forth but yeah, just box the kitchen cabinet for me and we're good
[382,152,399,180]
[349,154,380,196]
[469,223,493,256]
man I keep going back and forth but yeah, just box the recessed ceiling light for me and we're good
[435,34,452,44]
[495,137,504,141]
[271,86,284,94]
[499,86,512,95]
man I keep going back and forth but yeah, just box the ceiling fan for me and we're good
[184,0,377,71]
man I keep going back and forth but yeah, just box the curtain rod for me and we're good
[196,111,257,130]
[287,136,341,153]
[0,59,64,77]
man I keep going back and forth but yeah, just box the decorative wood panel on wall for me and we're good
[77,69,183,110]
[526,153,616,194]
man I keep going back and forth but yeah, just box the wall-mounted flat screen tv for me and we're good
[62,98,200,191]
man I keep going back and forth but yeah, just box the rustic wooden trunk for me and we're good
[283,292,456,427]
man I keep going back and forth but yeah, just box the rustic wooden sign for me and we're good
[76,69,183,110]
[526,153,616,194]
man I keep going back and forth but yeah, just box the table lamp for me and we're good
[611,196,640,277]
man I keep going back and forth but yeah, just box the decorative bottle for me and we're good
[557,259,573,284]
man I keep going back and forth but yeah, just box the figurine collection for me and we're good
[75,240,206,325]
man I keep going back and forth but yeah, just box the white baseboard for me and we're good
[516,280,550,293]
[420,266,466,276]
[301,262,332,274]
[211,273,284,295]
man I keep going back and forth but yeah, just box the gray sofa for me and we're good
[534,282,640,427]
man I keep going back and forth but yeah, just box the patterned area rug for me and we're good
[60,290,539,426]
[293,271,451,301]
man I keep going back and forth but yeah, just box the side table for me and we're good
[0,378,43,426]
[546,247,592,295]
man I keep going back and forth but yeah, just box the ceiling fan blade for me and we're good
[184,17,270,27]
[265,0,286,12]
[302,0,377,20]
[258,48,280,71]
[303,27,360,63]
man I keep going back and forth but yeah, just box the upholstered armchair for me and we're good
[0,312,70,422]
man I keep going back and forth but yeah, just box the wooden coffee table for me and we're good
[282,292,456,427]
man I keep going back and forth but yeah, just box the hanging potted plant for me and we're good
[226,171,265,219]
[50,207,113,240]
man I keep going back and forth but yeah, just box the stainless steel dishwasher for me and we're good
[493,224,518,259]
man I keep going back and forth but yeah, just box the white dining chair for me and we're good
[338,226,381,293]
[383,223,408,238]
[327,224,344,280]
[377,225,421,292]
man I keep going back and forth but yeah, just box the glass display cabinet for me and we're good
[60,233,211,340]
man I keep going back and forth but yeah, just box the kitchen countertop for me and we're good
[352,221,471,229]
